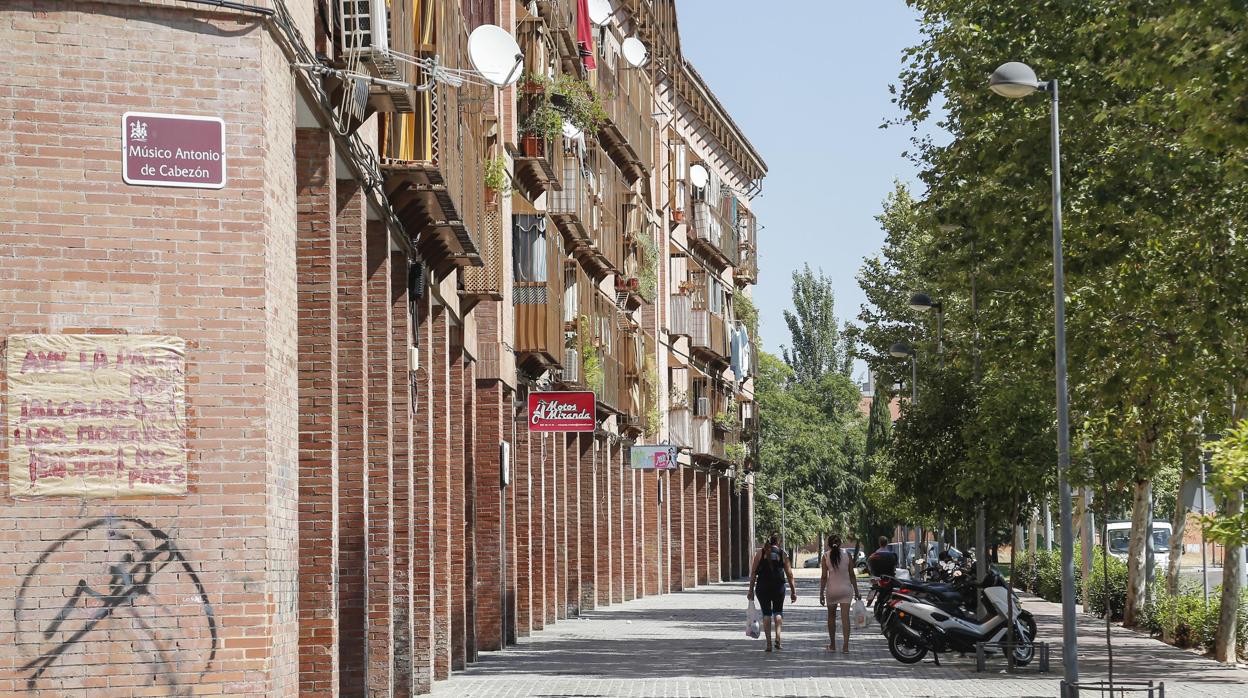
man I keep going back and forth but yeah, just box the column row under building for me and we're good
[0,0,767,695]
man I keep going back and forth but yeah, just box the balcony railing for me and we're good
[549,148,592,240]
[689,308,730,359]
[594,55,652,183]
[513,215,566,369]
[690,200,740,268]
[377,0,484,269]
[669,293,693,337]
[461,202,503,303]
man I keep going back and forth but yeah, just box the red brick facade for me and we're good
[0,2,760,696]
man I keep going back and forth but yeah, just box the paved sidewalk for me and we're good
[433,577,1248,697]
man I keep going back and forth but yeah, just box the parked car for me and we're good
[802,547,866,569]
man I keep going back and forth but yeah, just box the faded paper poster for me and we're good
[5,334,187,497]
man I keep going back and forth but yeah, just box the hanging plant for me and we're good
[636,233,659,302]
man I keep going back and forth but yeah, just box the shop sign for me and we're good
[122,112,226,188]
[630,445,679,470]
[5,334,188,497]
[528,391,596,432]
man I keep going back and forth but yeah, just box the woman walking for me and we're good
[819,533,861,653]
[747,532,796,652]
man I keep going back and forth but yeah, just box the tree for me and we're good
[1203,421,1248,662]
[865,384,893,456]
[782,265,853,382]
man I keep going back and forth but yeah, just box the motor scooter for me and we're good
[883,576,1034,666]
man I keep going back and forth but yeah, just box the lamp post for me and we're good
[889,341,918,405]
[768,491,785,555]
[909,293,944,366]
[989,60,1078,693]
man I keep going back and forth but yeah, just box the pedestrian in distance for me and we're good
[865,535,898,607]
[819,533,861,653]
[747,532,796,652]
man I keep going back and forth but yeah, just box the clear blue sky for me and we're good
[676,0,943,379]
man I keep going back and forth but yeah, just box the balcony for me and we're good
[669,293,693,337]
[513,214,566,372]
[735,210,758,284]
[534,0,585,75]
[377,0,485,274]
[689,309,730,361]
[549,148,593,242]
[594,57,652,184]
[690,200,740,269]
[669,406,692,448]
[460,202,503,306]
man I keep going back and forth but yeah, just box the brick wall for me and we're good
[411,291,435,693]
[0,2,301,694]
[514,413,533,634]
[683,467,698,588]
[295,127,339,697]
[336,178,369,694]
[431,307,452,679]
[365,222,394,697]
[596,438,612,605]
[579,435,598,610]
[390,256,413,695]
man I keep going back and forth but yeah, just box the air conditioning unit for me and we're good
[695,396,710,417]
[338,0,389,57]
[336,0,413,113]
[563,348,580,384]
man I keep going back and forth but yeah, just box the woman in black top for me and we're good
[747,532,797,651]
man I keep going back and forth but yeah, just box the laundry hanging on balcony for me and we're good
[576,0,597,70]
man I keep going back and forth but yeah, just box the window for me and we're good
[513,214,547,283]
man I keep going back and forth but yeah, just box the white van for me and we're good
[1104,520,1172,564]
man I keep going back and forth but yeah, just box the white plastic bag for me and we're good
[851,598,868,628]
[745,599,762,638]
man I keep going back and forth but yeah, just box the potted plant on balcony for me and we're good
[483,154,509,205]
[550,74,608,137]
[519,99,561,158]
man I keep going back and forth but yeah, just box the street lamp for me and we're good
[989,60,1079,693]
[889,341,918,405]
[908,293,944,362]
[767,491,785,554]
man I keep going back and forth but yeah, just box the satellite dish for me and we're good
[587,0,613,25]
[467,24,524,87]
[689,163,709,189]
[621,36,649,68]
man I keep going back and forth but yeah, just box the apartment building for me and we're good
[0,0,764,695]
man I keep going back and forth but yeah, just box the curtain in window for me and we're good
[513,214,548,282]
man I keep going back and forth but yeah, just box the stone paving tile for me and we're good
[434,577,1248,697]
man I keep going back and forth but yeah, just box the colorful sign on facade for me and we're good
[5,334,188,497]
[630,445,679,470]
[122,112,226,188]
[527,391,596,432]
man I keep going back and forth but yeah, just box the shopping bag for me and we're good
[745,599,762,638]
[851,598,868,628]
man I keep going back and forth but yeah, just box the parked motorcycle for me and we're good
[883,574,1035,666]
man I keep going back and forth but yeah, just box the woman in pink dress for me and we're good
[819,533,861,653]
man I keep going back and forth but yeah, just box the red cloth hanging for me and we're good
[576,0,597,70]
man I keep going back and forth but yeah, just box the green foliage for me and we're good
[864,386,892,456]
[1141,582,1248,656]
[725,442,747,466]
[1203,422,1248,547]
[579,315,603,394]
[1016,547,1082,605]
[520,73,608,140]
[483,155,509,194]
[735,291,760,339]
[636,232,659,303]
[1086,547,1130,622]
[782,264,853,382]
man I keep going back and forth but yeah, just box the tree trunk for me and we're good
[1123,479,1152,627]
[1081,487,1095,607]
[1028,510,1039,559]
[1214,491,1243,663]
[1166,473,1191,599]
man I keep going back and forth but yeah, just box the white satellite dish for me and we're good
[621,36,649,68]
[689,163,709,189]
[587,0,613,25]
[467,24,524,88]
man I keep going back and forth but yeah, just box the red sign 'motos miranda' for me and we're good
[528,391,596,432]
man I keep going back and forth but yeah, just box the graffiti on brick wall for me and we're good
[14,517,217,694]
[5,334,188,497]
